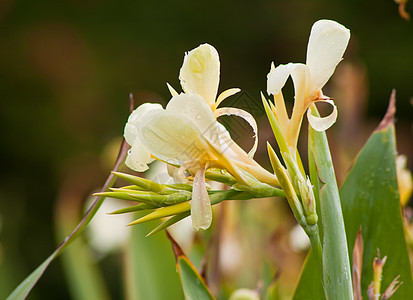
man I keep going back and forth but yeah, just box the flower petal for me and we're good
[124,103,163,145]
[216,122,238,159]
[125,137,153,172]
[214,88,241,109]
[166,93,217,139]
[191,167,212,230]
[179,44,220,106]
[306,19,350,95]
[267,62,294,95]
[214,107,258,158]
[140,110,210,164]
[307,99,338,131]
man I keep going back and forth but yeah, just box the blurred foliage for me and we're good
[295,110,413,299]
[0,0,412,299]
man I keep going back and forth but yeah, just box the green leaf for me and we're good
[166,231,214,300]
[6,140,129,300]
[55,233,110,300]
[178,257,215,300]
[146,211,191,237]
[125,213,184,300]
[6,252,56,300]
[54,193,111,300]
[294,97,413,299]
[128,201,191,226]
[110,203,155,214]
[112,171,174,194]
[340,127,413,298]
[261,93,289,157]
[293,248,324,299]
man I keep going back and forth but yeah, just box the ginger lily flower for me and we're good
[267,19,350,148]
[124,93,221,230]
[168,43,277,186]
[124,44,277,230]
[171,43,259,158]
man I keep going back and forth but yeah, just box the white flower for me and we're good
[175,44,261,161]
[124,103,163,172]
[125,93,219,230]
[124,44,277,230]
[179,44,220,107]
[267,20,350,148]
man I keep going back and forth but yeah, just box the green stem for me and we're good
[307,225,323,272]
[308,105,353,300]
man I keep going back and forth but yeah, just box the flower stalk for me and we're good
[308,104,353,300]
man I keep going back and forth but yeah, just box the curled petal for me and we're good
[166,93,217,139]
[307,99,338,131]
[267,62,295,95]
[191,167,212,230]
[125,138,153,172]
[140,110,210,165]
[179,44,220,106]
[214,88,241,109]
[306,19,350,95]
[214,107,258,158]
[267,63,309,99]
[124,103,163,145]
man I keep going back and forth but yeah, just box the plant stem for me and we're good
[308,104,353,300]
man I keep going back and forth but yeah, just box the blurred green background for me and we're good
[0,0,412,299]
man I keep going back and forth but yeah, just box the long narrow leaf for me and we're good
[125,213,184,300]
[294,93,413,299]
[340,94,413,299]
[166,231,214,300]
[6,140,129,300]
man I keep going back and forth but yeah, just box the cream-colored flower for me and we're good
[176,43,278,185]
[125,93,220,230]
[172,43,259,158]
[124,44,277,230]
[124,103,163,172]
[267,19,350,148]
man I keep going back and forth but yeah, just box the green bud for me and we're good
[267,142,305,224]
[298,177,318,225]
